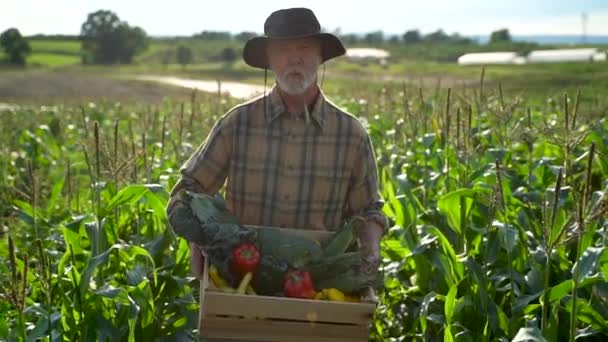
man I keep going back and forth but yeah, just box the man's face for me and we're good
[267,37,322,95]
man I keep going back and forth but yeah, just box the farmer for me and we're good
[167,7,388,281]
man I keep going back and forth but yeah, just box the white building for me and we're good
[527,48,607,63]
[345,48,390,64]
[457,52,524,65]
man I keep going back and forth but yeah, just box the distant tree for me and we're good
[80,9,148,64]
[490,29,511,43]
[161,49,173,69]
[339,33,360,45]
[176,45,193,68]
[424,30,450,43]
[193,31,232,40]
[0,28,31,65]
[449,33,474,45]
[234,31,257,42]
[402,30,421,44]
[364,31,384,44]
[388,35,400,44]
[219,47,237,64]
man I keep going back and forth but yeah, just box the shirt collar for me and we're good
[264,84,326,129]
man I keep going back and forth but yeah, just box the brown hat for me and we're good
[243,8,346,69]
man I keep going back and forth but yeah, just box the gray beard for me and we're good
[276,70,317,95]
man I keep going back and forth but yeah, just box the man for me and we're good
[167,7,388,280]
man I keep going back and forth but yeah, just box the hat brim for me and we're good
[243,33,345,69]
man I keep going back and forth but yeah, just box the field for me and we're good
[1,37,607,341]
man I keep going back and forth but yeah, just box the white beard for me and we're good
[276,65,318,95]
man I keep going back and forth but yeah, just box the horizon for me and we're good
[3,0,608,37]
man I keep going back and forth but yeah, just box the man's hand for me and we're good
[189,242,205,279]
[358,222,384,274]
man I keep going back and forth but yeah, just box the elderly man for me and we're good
[167,7,388,281]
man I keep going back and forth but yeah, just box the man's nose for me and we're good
[287,52,303,65]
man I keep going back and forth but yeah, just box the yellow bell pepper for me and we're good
[209,265,229,288]
[324,288,346,302]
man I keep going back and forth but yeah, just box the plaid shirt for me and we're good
[168,85,387,232]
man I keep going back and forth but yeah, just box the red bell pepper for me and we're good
[230,243,260,277]
[283,270,316,299]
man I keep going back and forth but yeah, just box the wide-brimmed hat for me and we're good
[243,8,346,69]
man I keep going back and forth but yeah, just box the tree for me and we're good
[235,31,257,42]
[490,29,511,43]
[192,31,231,40]
[364,31,384,44]
[176,45,193,68]
[402,30,421,44]
[161,49,173,69]
[80,10,148,64]
[219,47,237,65]
[339,33,360,45]
[424,30,450,43]
[0,28,31,65]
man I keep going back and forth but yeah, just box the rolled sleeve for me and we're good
[167,116,232,217]
[347,134,389,233]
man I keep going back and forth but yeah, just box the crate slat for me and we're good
[201,315,369,342]
[203,291,374,325]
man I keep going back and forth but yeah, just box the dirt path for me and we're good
[134,75,265,100]
[0,70,194,104]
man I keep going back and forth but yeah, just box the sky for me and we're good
[2,0,608,37]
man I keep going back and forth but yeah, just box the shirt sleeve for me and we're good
[166,115,232,217]
[346,133,389,233]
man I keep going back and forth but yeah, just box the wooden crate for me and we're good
[197,226,377,342]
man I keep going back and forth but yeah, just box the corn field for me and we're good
[0,75,607,341]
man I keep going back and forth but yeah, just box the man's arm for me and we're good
[347,133,389,271]
[166,116,232,278]
[166,116,232,220]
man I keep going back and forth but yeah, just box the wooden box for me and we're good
[197,225,377,342]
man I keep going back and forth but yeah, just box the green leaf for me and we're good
[565,298,608,331]
[172,316,187,328]
[95,284,131,305]
[549,209,568,246]
[382,238,410,260]
[46,174,65,213]
[512,327,548,342]
[601,249,608,282]
[80,244,125,299]
[437,188,479,234]
[119,245,157,285]
[85,219,108,257]
[26,316,49,342]
[427,226,464,283]
[130,280,154,328]
[444,324,454,342]
[0,318,8,338]
[572,246,605,284]
[444,283,458,324]
[101,185,150,217]
[495,303,509,335]
[419,291,437,333]
[547,280,572,303]
[323,220,355,257]
[493,220,518,253]
[513,292,542,313]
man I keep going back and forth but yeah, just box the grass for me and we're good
[27,39,81,56]
[27,53,81,67]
